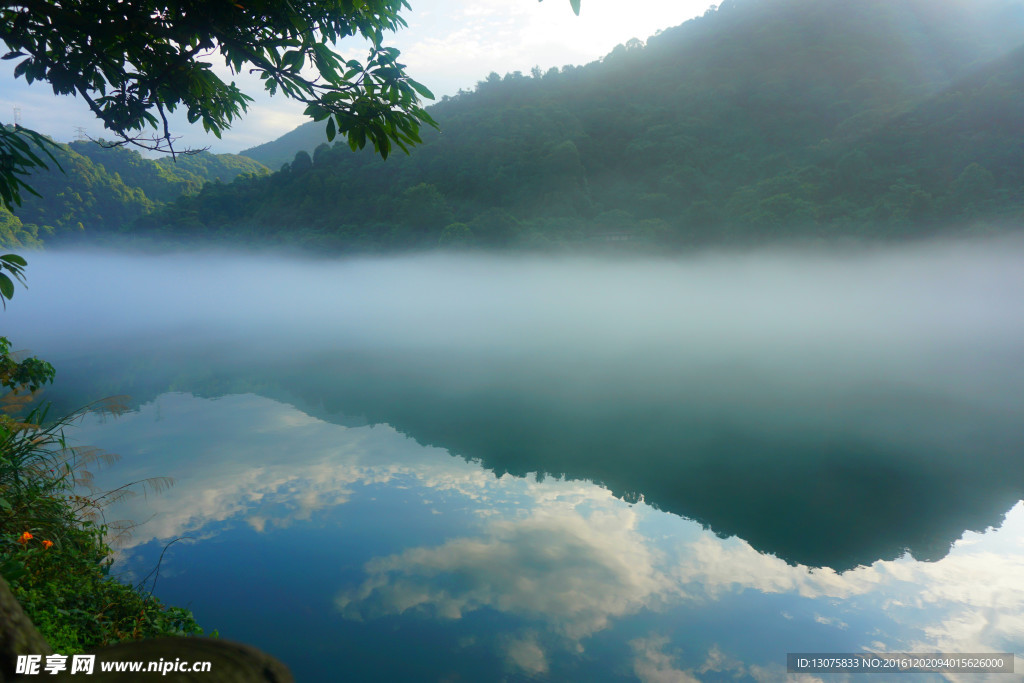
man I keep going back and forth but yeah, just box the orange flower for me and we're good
[17,531,32,544]
[41,540,53,549]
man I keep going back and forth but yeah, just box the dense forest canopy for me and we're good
[0,140,267,246]
[10,0,1024,250]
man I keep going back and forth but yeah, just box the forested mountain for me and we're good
[5,139,267,244]
[3,139,154,244]
[240,123,327,172]
[68,142,268,203]
[21,0,1024,249]
[821,44,1024,231]
[238,0,1024,172]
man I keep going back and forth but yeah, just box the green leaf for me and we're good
[409,80,434,100]
[284,50,305,71]
[570,0,581,15]
[1,254,27,267]
[0,274,14,301]
[326,116,337,142]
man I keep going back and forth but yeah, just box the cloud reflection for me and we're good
[500,631,549,676]
[19,244,1024,573]
[70,391,1024,676]
[630,635,700,683]
[73,392,494,546]
[336,483,678,641]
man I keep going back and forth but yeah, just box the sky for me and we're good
[1,0,714,154]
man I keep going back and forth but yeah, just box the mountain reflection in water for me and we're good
[5,245,1023,679]
[72,392,1023,682]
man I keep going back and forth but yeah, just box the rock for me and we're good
[0,573,52,682]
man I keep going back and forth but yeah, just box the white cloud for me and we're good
[674,534,888,601]
[814,614,850,630]
[65,388,1024,677]
[336,491,678,641]
[501,631,549,675]
[397,0,713,98]
[630,635,700,683]
[72,392,491,546]
[889,542,1024,659]
[629,639,815,683]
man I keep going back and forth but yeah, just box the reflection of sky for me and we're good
[72,392,1023,682]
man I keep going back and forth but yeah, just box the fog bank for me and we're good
[11,238,1024,568]
[6,238,1023,403]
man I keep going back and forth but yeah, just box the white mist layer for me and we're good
[5,238,1024,411]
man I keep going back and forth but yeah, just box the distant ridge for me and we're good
[22,0,1024,249]
[240,120,324,172]
[242,0,1024,170]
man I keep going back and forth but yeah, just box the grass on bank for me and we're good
[0,341,205,652]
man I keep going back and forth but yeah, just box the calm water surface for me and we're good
[7,244,1024,681]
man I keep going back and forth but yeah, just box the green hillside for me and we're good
[21,0,1024,249]
[68,142,268,203]
[239,121,326,172]
[238,0,1024,175]
[7,139,268,242]
[7,140,155,240]
[820,44,1024,231]
[135,0,1024,249]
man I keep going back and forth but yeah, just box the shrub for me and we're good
[0,344,206,652]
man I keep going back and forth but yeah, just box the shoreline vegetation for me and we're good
[0,338,207,654]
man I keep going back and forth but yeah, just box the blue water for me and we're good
[6,245,1023,680]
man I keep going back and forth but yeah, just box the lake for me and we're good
[5,241,1024,681]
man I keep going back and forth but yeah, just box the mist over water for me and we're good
[10,238,1024,677]
[8,237,1024,568]
[11,237,1024,401]
[11,238,1024,339]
